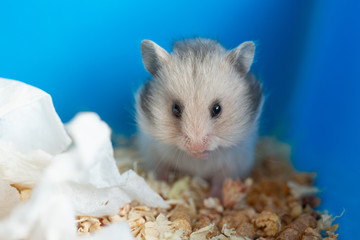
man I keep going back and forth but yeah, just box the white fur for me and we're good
[136,38,263,181]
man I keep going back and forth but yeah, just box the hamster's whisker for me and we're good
[218,150,228,181]
[216,135,237,145]
[173,148,181,175]
[126,107,137,124]
[153,147,172,178]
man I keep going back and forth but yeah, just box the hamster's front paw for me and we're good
[208,175,225,199]
[156,164,171,181]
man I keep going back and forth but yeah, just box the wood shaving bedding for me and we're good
[18,137,340,239]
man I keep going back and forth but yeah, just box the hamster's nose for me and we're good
[185,135,208,153]
[189,142,205,152]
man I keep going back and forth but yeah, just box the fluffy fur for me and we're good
[135,38,263,186]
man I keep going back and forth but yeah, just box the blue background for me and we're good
[0,0,358,237]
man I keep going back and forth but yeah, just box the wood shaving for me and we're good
[204,198,224,213]
[190,224,216,240]
[17,137,340,239]
[288,181,320,199]
[222,178,248,209]
[144,214,186,240]
[77,216,102,233]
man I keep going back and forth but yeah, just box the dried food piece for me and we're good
[276,214,317,240]
[169,205,192,235]
[219,209,254,230]
[246,179,290,213]
[236,222,255,239]
[287,196,303,219]
[197,210,222,227]
[255,211,281,237]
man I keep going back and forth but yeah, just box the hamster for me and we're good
[135,38,263,196]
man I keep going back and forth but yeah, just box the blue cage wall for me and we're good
[0,0,359,237]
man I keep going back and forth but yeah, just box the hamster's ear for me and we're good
[141,40,170,76]
[227,41,255,75]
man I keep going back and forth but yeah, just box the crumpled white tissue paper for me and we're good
[51,112,168,216]
[0,79,168,240]
[0,178,20,219]
[0,78,71,187]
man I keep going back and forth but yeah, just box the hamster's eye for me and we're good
[211,103,222,118]
[172,103,182,118]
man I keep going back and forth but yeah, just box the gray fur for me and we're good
[139,81,154,123]
[173,38,223,61]
[227,41,255,75]
[141,40,170,76]
[244,73,263,121]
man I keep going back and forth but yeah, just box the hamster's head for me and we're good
[136,38,263,159]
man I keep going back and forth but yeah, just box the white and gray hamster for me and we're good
[135,38,263,195]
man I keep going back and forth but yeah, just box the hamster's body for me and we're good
[135,38,263,194]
